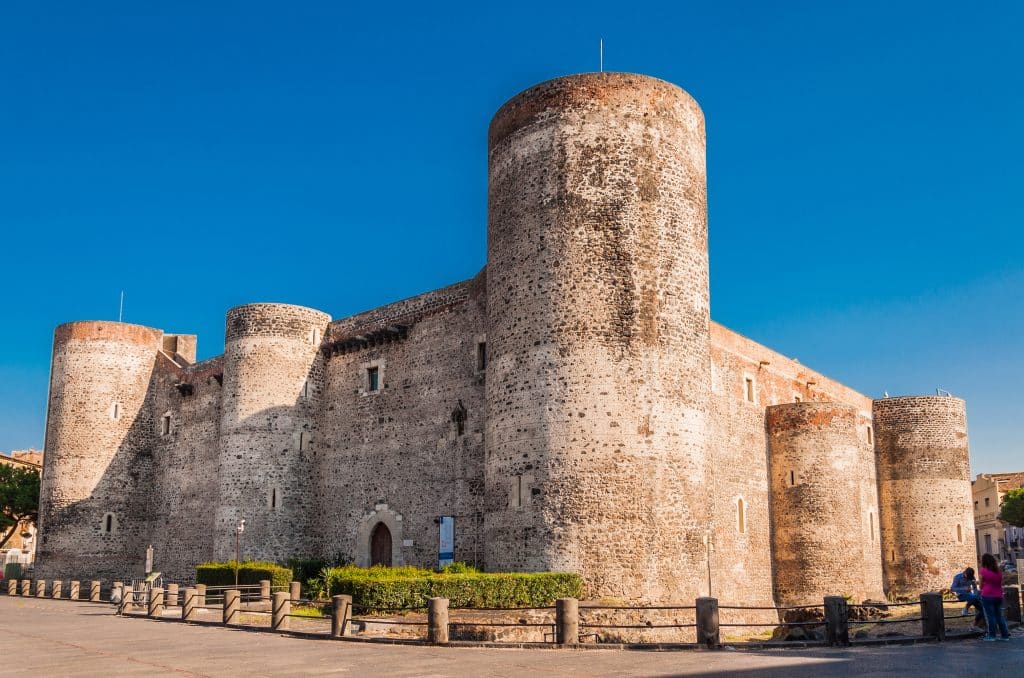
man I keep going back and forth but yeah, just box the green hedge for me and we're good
[3,563,23,580]
[196,561,292,589]
[314,565,582,610]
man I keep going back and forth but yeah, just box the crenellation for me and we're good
[34,73,975,608]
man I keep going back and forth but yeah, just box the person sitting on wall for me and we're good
[951,566,985,632]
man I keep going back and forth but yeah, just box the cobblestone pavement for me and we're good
[1,596,1021,677]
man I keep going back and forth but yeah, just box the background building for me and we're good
[1,449,43,570]
[973,471,1024,562]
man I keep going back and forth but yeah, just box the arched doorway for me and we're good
[370,522,392,566]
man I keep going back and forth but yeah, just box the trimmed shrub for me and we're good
[196,561,292,589]
[316,564,582,611]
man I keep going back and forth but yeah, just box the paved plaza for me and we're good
[0,596,1021,677]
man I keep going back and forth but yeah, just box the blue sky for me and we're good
[1,1,1020,473]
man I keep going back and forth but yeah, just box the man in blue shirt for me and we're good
[951,567,985,632]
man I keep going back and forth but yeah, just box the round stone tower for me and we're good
[873,396,974,595]
[766,402,884,605]
[216,303,330,562]
[36,321,162,580]
[484,73,711,602]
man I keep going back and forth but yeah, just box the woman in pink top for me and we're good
[979,553,1010,641]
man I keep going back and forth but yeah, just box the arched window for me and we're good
[737,498,746,534]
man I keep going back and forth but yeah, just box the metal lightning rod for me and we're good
[119,290,124,322]
[599,38,603,72]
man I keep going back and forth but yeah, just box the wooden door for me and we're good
[370,522,392,566]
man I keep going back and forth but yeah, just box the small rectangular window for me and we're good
[301,379,310,399]
[160,414,171,436]
[367,366,379,392]
[866,426,873,445]
[744,377,755,403]
[111,402,121,420]
[477,342,487,371]
[298,432,309,451]
[789,470,795,486]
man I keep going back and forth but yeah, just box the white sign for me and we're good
[438,516,455,568]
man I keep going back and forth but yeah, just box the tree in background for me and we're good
[999,487,1024,529]
[0,465,39,550]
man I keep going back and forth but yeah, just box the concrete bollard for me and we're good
[21,580,31,596]
[920,592,945,641]
[331,595,352,638]
[111,582,124,604]
[224,589,240,625]
[555,598,579,645]
[166,583,179,608]
[427,597,450,644]
[118,585,133,615]
[824,596,850,646]
[7,580,16,596]
[1004,586,1022,624]
[36,580,46,598]
[272,591,290,631]
[260,579,271,603]
[90,581,101,603]
[195,584,206,607]
[148,587,164,617]
[696,597,720,648]
[183,587,198,621]
[52,580,63,599]
[70,580,80,600]
[290,581,301,602]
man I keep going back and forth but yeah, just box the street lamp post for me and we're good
[234,519,246,588]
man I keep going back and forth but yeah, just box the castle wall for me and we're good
[146,355,223,582]
[215,303,331,563]
[36,322,161,581]
[707,324,881,611]
[766,402,884,605]
[314,277,487,568]
[485,73,712,602]
[874,396,975,595]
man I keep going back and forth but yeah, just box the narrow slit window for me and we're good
[298,432,309,451]
[111,402,121,420]
[789,470,795,486]
[367,366,379,392]
[160,414,171,436]
[891,550,896,563]
[744,377,755,403]
[866,425,874,445]
[737,498,746,534]
[301,379,310,399]
[102,513,115,533]
[310,328,321,345]
[956,523,963,543]
[869,511,875,542]
[271,488,278,509]
[477,342,487,371]
[511,475,522,509]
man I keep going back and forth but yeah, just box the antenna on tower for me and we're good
[119,290,124,323]
[599,38,604,72]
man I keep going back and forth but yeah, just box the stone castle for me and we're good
[36,73,976,606]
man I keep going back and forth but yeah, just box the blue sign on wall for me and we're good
[438,516,455,568]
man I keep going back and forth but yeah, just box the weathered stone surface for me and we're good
[33,73,974,611]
